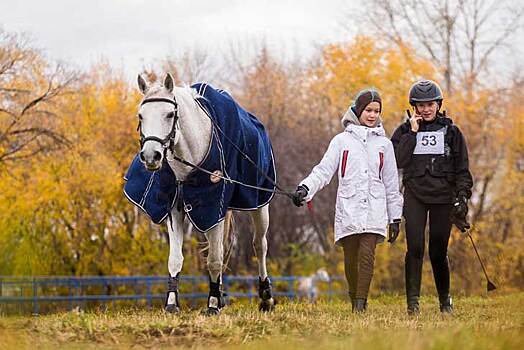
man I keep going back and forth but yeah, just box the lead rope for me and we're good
[166,152,294,199]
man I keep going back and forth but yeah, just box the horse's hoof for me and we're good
[164,290,180,314]
[202,307,221,316]
[259,298,276,312]
[164,304,180,314]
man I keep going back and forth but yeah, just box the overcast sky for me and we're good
[1,0,522,85]
[0,0,353,80]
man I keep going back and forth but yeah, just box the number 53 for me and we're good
[421,135,437,146]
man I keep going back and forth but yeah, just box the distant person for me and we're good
[291,89,403,313]
[391,80,473,315]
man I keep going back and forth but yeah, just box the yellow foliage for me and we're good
[0,32,522,294]
[311,36,437,133]
[0,63,165,276]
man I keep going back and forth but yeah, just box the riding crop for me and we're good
[466,227,497,292]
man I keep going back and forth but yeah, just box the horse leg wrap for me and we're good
[204,276,226,316]
[258,276,276,312]
[164,273,180,313]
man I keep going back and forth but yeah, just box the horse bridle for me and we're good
[137,96,179,154]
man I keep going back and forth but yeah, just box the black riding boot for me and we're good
[405,254,423,315]
[439,294,453,313]
[431,255,452,313]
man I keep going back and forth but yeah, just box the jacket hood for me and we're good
[341,105,361,127]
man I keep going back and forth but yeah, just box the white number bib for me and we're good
[413,131,444,154]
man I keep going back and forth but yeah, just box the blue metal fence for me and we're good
[0,275,346,314]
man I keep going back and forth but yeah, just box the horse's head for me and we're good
[136,73,180,171]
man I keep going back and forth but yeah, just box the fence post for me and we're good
[190,276,196,308]
[146,278,152,309]
[68,279,73,310]
[223,275,229,305]
[75,278,81,310]
[249,277,253,303]
[32,278,38,315]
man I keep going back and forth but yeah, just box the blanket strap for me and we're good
[208,117,284,191]
[196,98,289,197]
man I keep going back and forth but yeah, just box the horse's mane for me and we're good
[144,84,202,102]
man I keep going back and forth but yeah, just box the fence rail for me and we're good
[0,275,346,314]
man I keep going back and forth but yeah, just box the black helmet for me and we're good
[408,80,443,106]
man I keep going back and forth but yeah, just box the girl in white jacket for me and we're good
[292,89,403,313]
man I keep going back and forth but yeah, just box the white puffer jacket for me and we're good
[300,108,403,244]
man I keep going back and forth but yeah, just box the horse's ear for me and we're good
[164,73,174,93]
[137,74,148,94]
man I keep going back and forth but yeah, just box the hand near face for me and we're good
[409,111,422,132]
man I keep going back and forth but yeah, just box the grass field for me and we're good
[1,293,523,349]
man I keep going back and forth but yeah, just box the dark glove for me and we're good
[388,219,401,243]
[451,196,470,232]
[292,185,309,207]
[454,219,471,233]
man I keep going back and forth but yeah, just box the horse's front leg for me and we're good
[165,208,185,313]
[203,222,226,315]
[251,205,276,312]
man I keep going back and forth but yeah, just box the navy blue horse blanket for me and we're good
[124,83,276,232]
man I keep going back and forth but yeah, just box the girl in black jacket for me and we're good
[391,80,473,315]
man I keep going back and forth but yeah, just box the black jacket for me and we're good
[391,114,473,204]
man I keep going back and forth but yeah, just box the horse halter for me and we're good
[137,96,179,154]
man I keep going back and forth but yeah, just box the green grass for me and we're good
[1,293,523,349]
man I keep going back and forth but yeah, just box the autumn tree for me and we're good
[357,0,524,92]
[0,63,166,276]
[0,29,77,163]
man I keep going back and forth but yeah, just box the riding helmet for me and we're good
[408,79,443,107]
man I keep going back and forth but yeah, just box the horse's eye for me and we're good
[138,113,143,120]
[166,112,174,119]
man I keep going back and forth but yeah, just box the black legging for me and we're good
[403,188,453,300]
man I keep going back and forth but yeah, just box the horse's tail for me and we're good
[222,210,236,272]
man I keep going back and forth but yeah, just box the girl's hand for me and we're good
[292,185,309,207]
[388,220,401,243]
[409,112,422,132]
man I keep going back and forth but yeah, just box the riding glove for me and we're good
[451,196,470,232]
[292,185,309,207]
[388,219,401,243]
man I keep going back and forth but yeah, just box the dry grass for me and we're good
[0,293,523,349]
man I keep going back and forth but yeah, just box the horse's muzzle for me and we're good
[139,149,163,171]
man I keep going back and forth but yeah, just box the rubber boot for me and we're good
[353,298,367,313]
[405,254,423,315]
